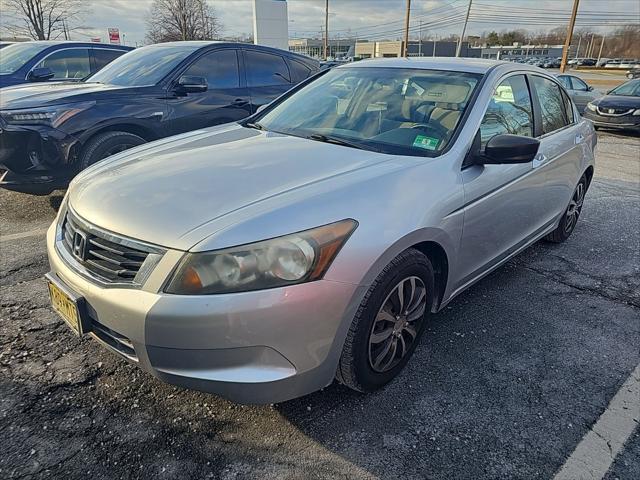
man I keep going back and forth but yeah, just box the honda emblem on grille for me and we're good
[608,108,615,114]
[72,231,88,261]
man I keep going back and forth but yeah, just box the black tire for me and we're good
[544,174,588,243]
[79,131,146,170]
[336,248,434,392]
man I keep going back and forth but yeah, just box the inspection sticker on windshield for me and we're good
[413,135,439,150]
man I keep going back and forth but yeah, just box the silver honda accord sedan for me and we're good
[46,58,596,404]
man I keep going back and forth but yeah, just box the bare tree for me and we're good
[2,0,86,40]
[146,0,221,44]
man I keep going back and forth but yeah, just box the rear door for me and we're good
[164,48,251,135]
[90,48,127,75]
[243,49,293,112]
[458,74,549,287]
[528,74,584,223]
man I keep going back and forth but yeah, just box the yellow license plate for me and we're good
[48,280,82,335]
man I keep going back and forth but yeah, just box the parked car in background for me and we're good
[45,58,595,404]
[0,41,319,194]
[627,68,640,79]
[583,78,640,133]
[0,41,132,88]
[556,74,602,112]
[0,42,15,49]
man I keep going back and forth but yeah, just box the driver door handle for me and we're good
[232,98,249,106]
[575,133,585,144]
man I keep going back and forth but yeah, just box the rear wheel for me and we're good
[79,131,146,170]
[544,174,587,243]
[336,249,434,392]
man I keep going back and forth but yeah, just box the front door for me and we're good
[164,49,251,135]
[457,74,549,289]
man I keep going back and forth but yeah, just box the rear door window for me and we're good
[570,76,589,91]
[530,76,570,134]
[35,48,91,80]
[245,50,290,87]
[92,49,126,71]
[288,59,312,83]
[480,75,534,146]
[182,49,240,89]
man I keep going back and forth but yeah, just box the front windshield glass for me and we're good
[256,67,481,156]
[86,45,199,87]
[0,42,50,74]
[609,79,640,97]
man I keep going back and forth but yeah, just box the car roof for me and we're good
[345,57,510,74]
[18,40,131,49]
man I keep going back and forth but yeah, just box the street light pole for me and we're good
[560,0,580,73]
[596,35,605,66]
[403,0,411,57]
[456,0,473,57]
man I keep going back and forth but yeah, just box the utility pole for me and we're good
[560,0,580,73]
[324,0,329,60]
[403,0,411,57]
[456,0,473,57]
[596,35,605,66]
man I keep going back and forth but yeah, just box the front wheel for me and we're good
[336,249,434,392]
[544,174,587,243]
[79,131,146,170]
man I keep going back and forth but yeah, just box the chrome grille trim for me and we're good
[55,206,165,289]
[596,106,634,117]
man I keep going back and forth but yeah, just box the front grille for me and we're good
[597,106,633,116]
[59,210,162,285]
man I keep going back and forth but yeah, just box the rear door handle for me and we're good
[532,153,548,168]
[232,98,249,106]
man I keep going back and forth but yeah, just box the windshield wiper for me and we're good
[244,121,266,131]
[307,133,379,152]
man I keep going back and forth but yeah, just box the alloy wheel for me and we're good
[564,181,585,234]
[368,276,427,373]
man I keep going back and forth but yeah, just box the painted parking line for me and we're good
[0,227,49,243]
[554,363,640,480]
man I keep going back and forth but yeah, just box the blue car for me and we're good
[0,41,132,88]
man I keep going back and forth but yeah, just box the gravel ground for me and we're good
[1,131,639,480]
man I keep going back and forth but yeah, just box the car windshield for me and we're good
[86,45,199,87]
[0,42,50,74]
[608,79,640,97]
[255,67,481,156]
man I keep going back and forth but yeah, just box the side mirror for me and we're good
[477,134,540,165]
[587,85,594,92]
[176,75,208,93]
[28,67,55,82]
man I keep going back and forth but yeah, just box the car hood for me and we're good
[0,81,132,109]
[0,74,22,89]
[69,124,393,251]
[595,95,640,109]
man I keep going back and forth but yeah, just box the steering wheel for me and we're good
[410,122,450,139]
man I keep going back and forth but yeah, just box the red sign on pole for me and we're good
[108,28,120,45]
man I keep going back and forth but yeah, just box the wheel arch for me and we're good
[583,165,594,190]
[410,241,449,312]
[76,123,159,161]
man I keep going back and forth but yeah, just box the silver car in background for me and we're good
[45,58,596,404]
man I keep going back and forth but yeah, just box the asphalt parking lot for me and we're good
[1,131,639,479]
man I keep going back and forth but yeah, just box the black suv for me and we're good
[0,41,319,194]
[0,41,133,88]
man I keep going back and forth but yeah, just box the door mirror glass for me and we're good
[28,67,55,81]
[177,75,208,93]
[587,85,594,91]
[478,134,540,165]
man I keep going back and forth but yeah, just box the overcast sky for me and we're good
[1,0,639,46]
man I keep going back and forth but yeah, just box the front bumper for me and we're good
[0,122,79,194]
[46,223,365,404]
[582,111,640,131]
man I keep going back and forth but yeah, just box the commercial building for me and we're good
[288,38,356,59]
[476,43,568,59]
[253,0,288,51]
[354,40,479,59]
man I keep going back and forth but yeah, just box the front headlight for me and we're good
[165,219,358,295]
[1,101,95,128]
[586,102,597,112]
[633,109,640,116]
